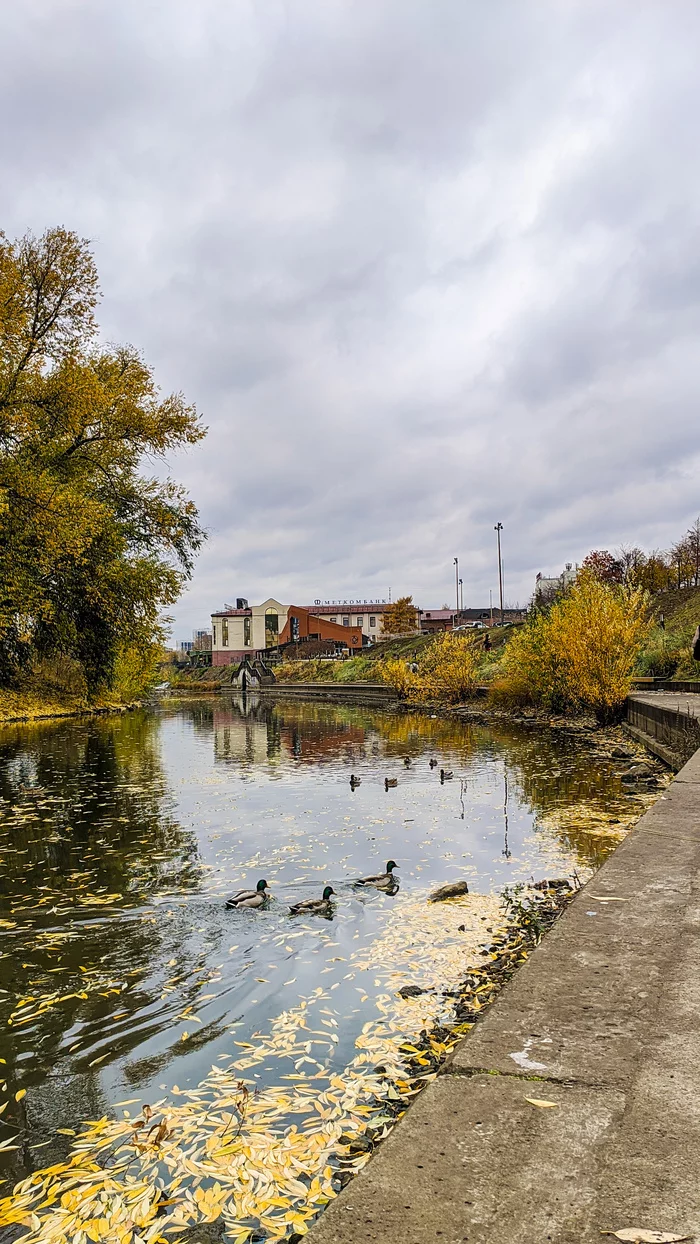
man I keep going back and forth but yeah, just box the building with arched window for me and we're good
[210,598,390,665]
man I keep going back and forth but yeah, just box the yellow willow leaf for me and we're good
[14,1090,26,1102]
[524,1097,558,1109]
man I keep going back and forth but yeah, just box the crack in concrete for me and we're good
[442,1064,590,1087]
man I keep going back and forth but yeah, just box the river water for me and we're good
[0,697,660,1241]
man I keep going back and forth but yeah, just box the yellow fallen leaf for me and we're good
[524,1097,558,1108]
[14,1089,26,1102]
[600,1233,691,1243]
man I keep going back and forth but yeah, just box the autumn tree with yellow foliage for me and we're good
[381,631,479,704]
[381,595,419,636]
[0,227,205,696]
[494,571,651,723]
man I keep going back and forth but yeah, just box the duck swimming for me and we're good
[350,774,361,788]
[403,757,412,767]
[356,860,399,890]
[225,879,269,909]
[289,886,336,916]
[385,777,398,789]
[440,769,454,781]
[429,759,438,768]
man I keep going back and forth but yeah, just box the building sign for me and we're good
[313,598,388,606]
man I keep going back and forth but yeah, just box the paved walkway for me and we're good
[630,689,700,717]
[309,748,700,1244]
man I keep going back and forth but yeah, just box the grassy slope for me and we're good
[636,586,700,679]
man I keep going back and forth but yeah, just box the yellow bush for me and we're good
[110,641,163,701]
[494,571,651,722]
[380,633,479,704]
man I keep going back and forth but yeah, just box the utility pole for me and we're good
[489,589,493,624]
[494,523,504,624]
[453,557,459,615]
[459,578,463,611]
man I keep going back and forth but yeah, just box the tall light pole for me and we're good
[453,557,459,615]
[459,577,463,611]
[494,523,504,624]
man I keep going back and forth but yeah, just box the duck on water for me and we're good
[356,860,399,891]
[225,879,269,909]
[289,886,336,917]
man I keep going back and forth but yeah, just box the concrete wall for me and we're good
[626,693,700,767]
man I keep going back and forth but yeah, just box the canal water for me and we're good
[0,697,660,1241]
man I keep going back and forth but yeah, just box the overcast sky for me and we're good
[2,1,700,637]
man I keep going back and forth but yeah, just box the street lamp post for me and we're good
[453,557,459,616]
[459,577,463,611]
[494,523,504,624]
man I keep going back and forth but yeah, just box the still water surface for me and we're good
[0,697,654,1237]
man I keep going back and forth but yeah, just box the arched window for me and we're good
[265,608,279,647]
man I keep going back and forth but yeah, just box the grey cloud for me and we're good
[1,0,699,630]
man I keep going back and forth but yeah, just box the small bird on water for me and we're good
[350,774,361,788]
[356,860,399,890]
[289,886,336,916]
[225,879,269,909]
[403,757,412,767]
[429,759,438,768]
[440,769,454,781]
[385,777,398,789]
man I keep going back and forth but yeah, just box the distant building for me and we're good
[192,629,212,652]
[420,607,523,633]
[210,598,381,665]
[179,640,194,654]
[420,609,457,633]
[304,602,397,643]
[534,563,577,601]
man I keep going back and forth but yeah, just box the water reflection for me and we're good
[0,696,661,1191]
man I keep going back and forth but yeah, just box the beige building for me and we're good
[210,598,399,665]
[303,603,395,644]
[211,598,286,665]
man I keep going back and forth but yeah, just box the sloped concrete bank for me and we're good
[626,690,700,768]
[309,748,700,1244]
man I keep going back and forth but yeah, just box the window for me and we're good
[221,619,229,647]
[342,616,349,627]
[265,608,279,647]
[243,616,251,646]
[369,616,376,628]
[425,612,431,618]
[212,624,217,646]
[356,616,364,627]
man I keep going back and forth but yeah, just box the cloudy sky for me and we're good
[2,1,699,638]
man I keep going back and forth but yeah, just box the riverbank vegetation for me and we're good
[275,571,659,723]
[491,571,652,723]
[0,227,205,715]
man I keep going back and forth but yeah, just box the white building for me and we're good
[534,563,577,600]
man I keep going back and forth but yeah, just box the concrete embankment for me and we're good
[626,689,700,767]
[310,747,700,1244]
[226,681,399,705]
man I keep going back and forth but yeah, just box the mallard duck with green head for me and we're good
[225,879,269,909]
[356,860,399,890]
[289,886,336,916]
